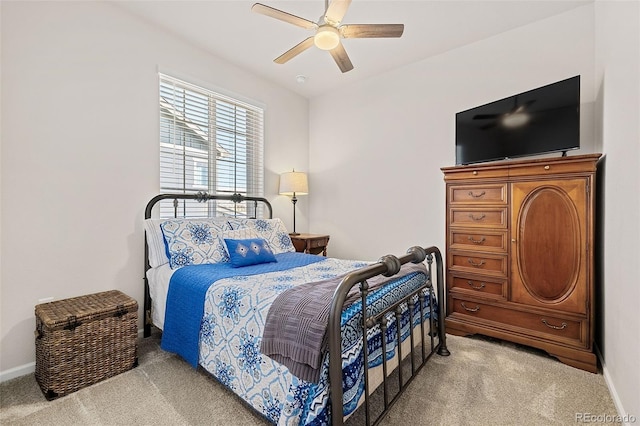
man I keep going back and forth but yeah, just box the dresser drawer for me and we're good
[449,183,507,205]
[441,166,509,181]
[449,207,507,228]
[449,296,585,347]
[448,273,506,299]
[449,251,507,277]
[449,229,508,253]
[507,159,598,179]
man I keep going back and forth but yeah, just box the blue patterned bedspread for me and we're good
[162,254,436,425]
[161,252,325,367]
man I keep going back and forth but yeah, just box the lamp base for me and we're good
[289,232,301,236]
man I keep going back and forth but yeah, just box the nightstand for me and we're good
[290,233,330,256]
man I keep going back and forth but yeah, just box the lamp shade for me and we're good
[279,171,309,196]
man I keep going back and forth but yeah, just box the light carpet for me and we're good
[0,331,618,425]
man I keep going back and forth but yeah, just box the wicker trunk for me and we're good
[35,290,138,400]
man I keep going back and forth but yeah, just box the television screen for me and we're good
[455,76,580,165]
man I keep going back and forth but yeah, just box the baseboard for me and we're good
[595,344,634,425]
[0,329,147,384]
[0,362,35,383]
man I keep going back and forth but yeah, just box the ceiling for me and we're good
[115,0,591,99]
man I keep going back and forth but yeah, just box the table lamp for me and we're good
[278,170,308,235]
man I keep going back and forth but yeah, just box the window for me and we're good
[159,74,264,218]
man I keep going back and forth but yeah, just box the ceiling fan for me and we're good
[473,96,536,129]
[251,0,404,73]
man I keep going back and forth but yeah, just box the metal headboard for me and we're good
[144,192,273,220]
[143,192,273,337]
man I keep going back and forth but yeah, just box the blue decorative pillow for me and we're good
[224,238,277,268]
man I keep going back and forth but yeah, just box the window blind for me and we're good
[159,74,264,218]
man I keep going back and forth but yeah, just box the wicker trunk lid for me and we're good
[35,290,138,400]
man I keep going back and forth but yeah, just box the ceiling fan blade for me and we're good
[325,0,351,25]
[329,42,354,73]
[274,37,315,64]
[473,114,500,120]
[340,24,404,38]
[252,3,318,30]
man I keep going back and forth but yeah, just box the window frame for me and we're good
[158,73,265,218]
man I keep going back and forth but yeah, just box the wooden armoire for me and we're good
[441,153,601,372]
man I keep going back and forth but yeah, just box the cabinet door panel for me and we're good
[511,179,588,314]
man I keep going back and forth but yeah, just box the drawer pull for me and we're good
[467,259,486,267]
[541,319,567,330]
[468,213,486,221]
[461,302,480,312]
[467,236,486,244]
[468,190,486,198]
[467,280,485,290]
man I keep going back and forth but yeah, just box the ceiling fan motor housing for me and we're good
[314,26,340,50]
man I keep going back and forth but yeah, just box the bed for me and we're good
[143,192,449,426]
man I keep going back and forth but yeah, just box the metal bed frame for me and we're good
[143,193,449,426]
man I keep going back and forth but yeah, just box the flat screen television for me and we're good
[455,76,580,165]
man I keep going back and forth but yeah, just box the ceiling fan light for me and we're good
[314,26,340,50]
[502,112,530,128]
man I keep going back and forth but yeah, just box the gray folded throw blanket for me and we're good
[260,262,427,382]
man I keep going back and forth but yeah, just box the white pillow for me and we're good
[227,218,295,255]
[158,218,232,269]
[144,218,170,268]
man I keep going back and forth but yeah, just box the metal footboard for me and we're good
[328,246,449,426]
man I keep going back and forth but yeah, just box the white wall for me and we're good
[309,5,595,261]
[594,0,640,418]
[309,2,638,420]
[0,1,309,376]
